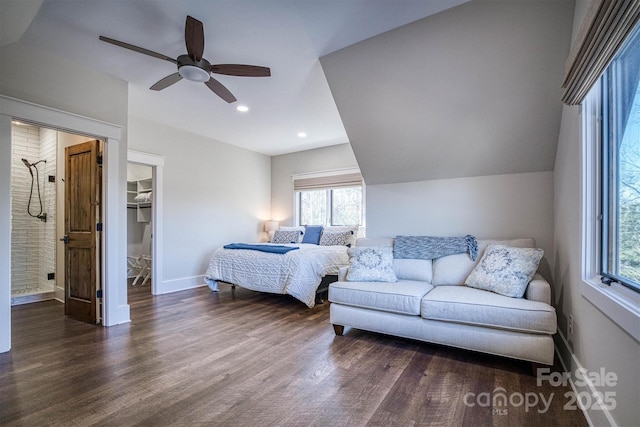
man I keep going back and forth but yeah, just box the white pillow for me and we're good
[271,229,303,244]
[432,238,535,286]
[276,226,305,243]
[320,225,358,247]
[465,245,543,298]
[320,229,356,247]
[346,246,397,282]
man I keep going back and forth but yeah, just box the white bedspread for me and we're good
[204,243,349,307]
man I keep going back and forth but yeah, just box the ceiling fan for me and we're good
[99,15,270,103]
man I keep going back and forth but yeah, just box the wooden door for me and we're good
[64,140,101,324]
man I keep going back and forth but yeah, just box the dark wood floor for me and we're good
[1,284,587,426]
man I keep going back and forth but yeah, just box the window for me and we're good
[297,187,362,226]
[601,22,640,293]
[293,170,364,227]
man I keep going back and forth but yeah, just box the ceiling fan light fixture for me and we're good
[99,16,270,103]
[179,64,210,82]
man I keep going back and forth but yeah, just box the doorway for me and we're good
[127,150,164,296]
[9,122,100,316]
[127,163,152,291]
[1,96,129,353]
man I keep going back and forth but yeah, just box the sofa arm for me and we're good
[338,266,349,282]
[525,274,551,305]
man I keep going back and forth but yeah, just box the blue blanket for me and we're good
[223,243,299,254]
[394,235,478,260]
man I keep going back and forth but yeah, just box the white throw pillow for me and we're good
[320,229,356,247]
[432,238,535,286]
[271,229,303,244]
[465,245,543,298]
[276,226,305,243]
[346,246,398,282]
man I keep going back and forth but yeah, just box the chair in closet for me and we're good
[128,223,152,286]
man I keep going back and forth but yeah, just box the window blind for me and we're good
[293,172,363,191]
[561,0,640,105]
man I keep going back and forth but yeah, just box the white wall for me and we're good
[271,143,359,225]
[366,171,555,278]
[0,43,127,126]
[552,2,640,426]
[320,0,574,185]
[127,116,271,292]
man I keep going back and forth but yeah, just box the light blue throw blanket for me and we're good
[394,235,478,260]
[223,243,299,254]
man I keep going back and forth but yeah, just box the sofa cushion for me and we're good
[421,286,556,334]
[346,246,397,282]
[330,280,434,316]
[432,238,535,286]
[465,245,544,298]
[356,237,394,247]
[393,259,433,283]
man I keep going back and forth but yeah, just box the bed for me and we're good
[204,243,350,307]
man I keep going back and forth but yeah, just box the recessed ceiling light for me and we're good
[297,132,307,138]
[236,105,249,112]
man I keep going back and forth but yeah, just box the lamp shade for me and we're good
[264,220,279,232]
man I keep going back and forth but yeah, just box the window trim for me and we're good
[581,84,640,341]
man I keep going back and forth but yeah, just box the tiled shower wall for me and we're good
[11,124,57,297]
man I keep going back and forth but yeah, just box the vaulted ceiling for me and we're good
[1,0,467,156]
[1,0,576,186]
[320,0,575,185]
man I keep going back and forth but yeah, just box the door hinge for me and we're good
[97,154,103,165]
[96,223,103,231]
[97,289,102,299]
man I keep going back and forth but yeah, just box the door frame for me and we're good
[1,95,130,352]
[127,150,164,295]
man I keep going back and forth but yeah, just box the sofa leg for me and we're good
[333,324,344,336]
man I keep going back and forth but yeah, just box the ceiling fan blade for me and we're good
[185,15,205,62]
[99,36,177,64]
[210,64,271,77]
[150,73,183,91]
[205,77,237,103]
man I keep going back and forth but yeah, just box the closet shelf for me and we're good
[127,178,152,222]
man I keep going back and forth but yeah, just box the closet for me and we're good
[127,177,152,222]
[127,164,152,286]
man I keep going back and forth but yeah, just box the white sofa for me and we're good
[329,237,557,365]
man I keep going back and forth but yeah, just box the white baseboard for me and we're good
[55,286,64,303]
[555,331,617,427]
[155,275,207,295]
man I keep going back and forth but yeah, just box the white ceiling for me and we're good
[6,0,468,156]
